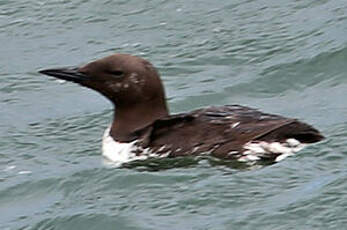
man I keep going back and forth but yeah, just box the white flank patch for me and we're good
[102,127,169,166]
[239,138,306,163]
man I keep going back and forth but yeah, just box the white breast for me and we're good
[102,127,144,165]
[102,127,169,166]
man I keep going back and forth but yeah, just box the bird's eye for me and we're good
[108,70,124,77]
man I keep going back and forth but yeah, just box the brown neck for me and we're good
[110,99,169,142]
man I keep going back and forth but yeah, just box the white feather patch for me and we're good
[102,126,169,166]
[240,138,306,163]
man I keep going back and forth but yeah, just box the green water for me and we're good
[1,0,347,229]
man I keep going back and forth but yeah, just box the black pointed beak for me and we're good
[39,67,89,83]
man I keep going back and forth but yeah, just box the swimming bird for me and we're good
[39,53,324,164]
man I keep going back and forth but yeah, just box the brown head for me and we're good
[39,54,169,141]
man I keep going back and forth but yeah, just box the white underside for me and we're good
[102,127,305,166]
[102,127,169,166]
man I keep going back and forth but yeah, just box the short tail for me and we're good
[256,120,324,143]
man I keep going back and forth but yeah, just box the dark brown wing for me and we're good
[140,105,323,158]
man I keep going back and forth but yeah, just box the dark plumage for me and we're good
[135,105,323,160]
[39,53,324,162]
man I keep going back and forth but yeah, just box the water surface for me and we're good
[1,0,347,229]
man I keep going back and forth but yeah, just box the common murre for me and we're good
[39,53,324,165]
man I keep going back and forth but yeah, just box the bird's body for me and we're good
[39,53,324,165]
[102,104,320,164]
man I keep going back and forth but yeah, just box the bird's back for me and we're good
[140,105,323,161]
